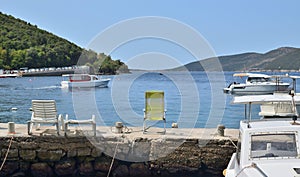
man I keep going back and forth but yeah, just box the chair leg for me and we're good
[163,120,166,134]
[143,120,146,134]
[92,115,96,137]
[56,123,60,135]
[64,122,68,137]
[93,123,96,137]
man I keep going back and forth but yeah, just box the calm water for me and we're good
[0,71,299,129]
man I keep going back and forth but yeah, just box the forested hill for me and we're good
[0,12,129,74]
[0,12,83,69]
[176,47,300,71]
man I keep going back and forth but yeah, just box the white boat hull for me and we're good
[0,73,21,78]
[225,153,300,177]
[61,79,110,88]
[224,83,290,95]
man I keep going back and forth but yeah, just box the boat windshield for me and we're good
[247,77,272,83]
[68,75,91,82]
[250,133,298,159]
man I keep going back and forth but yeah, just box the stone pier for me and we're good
[0,123,238,177]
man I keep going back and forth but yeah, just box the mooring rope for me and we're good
[0,136,14,171]
[226,136,238,149]
[235,163,267,177]
[106,134,125,177]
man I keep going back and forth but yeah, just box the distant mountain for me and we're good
[176,47,300,71]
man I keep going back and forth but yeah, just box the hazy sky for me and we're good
[1,0,300,69]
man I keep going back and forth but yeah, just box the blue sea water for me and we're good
[0,71,299,129]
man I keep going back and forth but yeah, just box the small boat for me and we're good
[0,69,22,78]
[224,93,300,177]
[0,73,20,78]
[61,74,110,88]
[223,73,290,95]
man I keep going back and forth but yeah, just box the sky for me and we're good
[1,0,300,69]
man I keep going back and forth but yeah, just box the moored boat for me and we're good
[61,74,110,88]
[0,69,22,78]
[224,93,300,177]
[223,73,291,95]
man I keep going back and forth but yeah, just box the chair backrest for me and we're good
[145,90,165,120]
[32,100,57,119]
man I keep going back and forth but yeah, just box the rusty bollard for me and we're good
[217,124,225,136]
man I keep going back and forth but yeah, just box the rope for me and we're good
[235,163,254,177]
[106,134,125,177]
[107,123,134,177]
[0,136,14,171]
[235,163,267,177]
[225,137,238,149]
[106,142,118,177]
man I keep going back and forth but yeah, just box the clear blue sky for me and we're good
[1,0,300,68]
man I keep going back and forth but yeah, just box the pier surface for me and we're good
[0,123,238,177]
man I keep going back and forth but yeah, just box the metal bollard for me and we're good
[217,124,225,136]
[8,122,15,134]
[115,122,123,134]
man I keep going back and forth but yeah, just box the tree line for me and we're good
[0,12,128,74]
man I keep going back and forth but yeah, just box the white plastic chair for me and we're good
[28,100,62,135]
[63,114,96,137]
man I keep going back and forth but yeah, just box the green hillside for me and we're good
[0,12,83,69]
[179,47,300,71]
[0,12,129,74]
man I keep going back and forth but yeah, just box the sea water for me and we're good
[0,71,299,129]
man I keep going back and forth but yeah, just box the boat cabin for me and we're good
[247,76,272,83]
[225,93,300,177]
[63,74,99,82]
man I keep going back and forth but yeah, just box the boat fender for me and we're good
[171,122,178,128]
[222,169,226,176]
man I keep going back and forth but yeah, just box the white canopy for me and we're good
[233,72,300,79]
[233,73,271,78]
[232,93,300,104]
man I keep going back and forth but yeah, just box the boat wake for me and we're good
[26,85,61,90]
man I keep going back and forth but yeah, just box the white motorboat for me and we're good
[0,69,21,78]
[61,74,110,88]
[223,73,291,95]
[224,93,300,177]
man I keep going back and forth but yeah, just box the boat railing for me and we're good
[232,92,299,125]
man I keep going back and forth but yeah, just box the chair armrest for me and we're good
[91,114,96,123]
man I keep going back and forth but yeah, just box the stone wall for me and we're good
[0,136,237,177]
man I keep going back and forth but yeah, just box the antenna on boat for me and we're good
[290,89,299,125]
[244,102,252,128]
[292,77,297,93]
